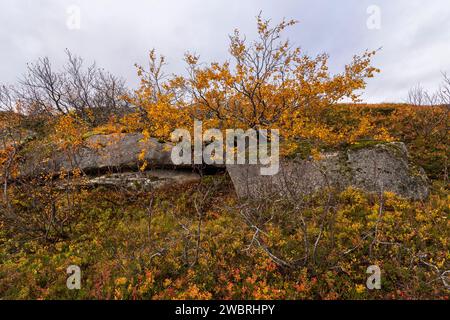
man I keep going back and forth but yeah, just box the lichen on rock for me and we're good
[227,142,429,200]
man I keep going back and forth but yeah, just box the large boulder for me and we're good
[20,133,177,176]
[226,142,429,200]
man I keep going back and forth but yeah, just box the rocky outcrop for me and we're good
[226,142,429,200]
[19,133,202,191]
[19,133,429,200]
[21,133,176,176]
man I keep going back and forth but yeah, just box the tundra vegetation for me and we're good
[0,16,448,299]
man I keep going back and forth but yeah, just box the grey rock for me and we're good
[227,142,429,200]
[64,170,201,190]
[21,133,177,176]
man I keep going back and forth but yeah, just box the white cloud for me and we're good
[0,0,449,102]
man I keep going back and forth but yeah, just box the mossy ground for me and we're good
[0,175,448,300]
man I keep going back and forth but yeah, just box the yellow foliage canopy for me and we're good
[126,14,383,154]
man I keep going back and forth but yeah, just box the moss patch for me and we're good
[347,139,387,151]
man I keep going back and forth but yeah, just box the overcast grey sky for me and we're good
[1,0,449,102]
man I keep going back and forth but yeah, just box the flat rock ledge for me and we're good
[57,170,201,191]
[226,142,429,201]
